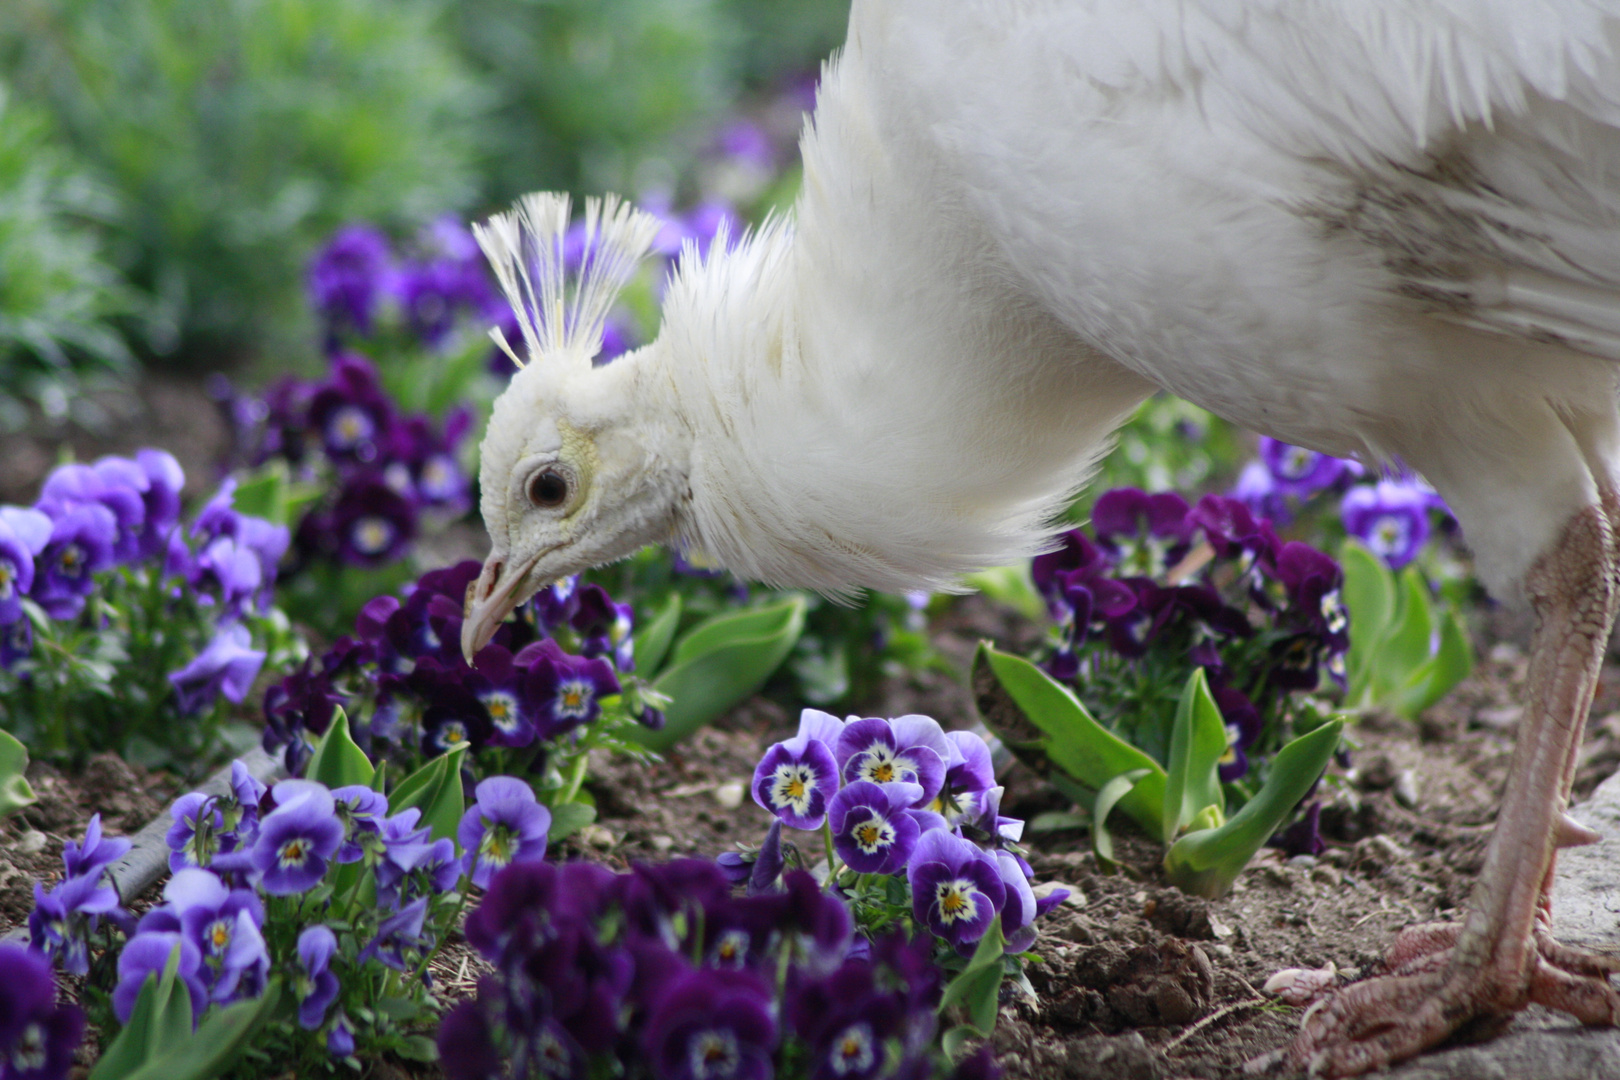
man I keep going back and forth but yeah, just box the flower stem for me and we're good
[558,750,590,805]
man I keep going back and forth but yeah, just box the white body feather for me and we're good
[485,0,1620,607]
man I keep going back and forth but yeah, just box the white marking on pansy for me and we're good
[850,811,896,855]
[352,516,395,556]
[829,1023,876,1076]
[1278,445,1317,480]
[480,824,519,869]
[712,928,750,968]
[278,837,312,870]
[768,762,819,816]
[422,456,456,498]
[58,543,85,576]
[437,722,469,748]
[329,406,373,448]
[934,878,980,925]
[482,691,521,732]
[383,461,414,495]
[207,917,233,955]
[853,744,915,786]
[536,1029,572,1076]
[12,1023,46,1071]
[0,560,14,599]
[1320,589,1348,634]
[689,1029,741,1079]
[555,679,594,719]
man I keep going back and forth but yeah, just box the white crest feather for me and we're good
[473,192,661,370]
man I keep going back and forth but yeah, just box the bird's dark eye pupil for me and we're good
[528,469,568,508]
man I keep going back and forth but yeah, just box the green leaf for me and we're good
[1340,539,1395,705]
[634,592,682,676]
[1163,669,1227,840]
[635,596,807,751]
[1164,718,1344,899]
[1371,568,1436,702]
[547,800,596,843]
[1092,769,1151,872]
[1386,603,1474,720]
[0,728,37,819]
[118,983,282,1080]
[938,915,1006,1037]
[395,1035,441,1063]
[91,943,192,1080]
[974,644,1168,841]
[389,745,467,845]
[304,707,374,791]
[963,563,1045,621]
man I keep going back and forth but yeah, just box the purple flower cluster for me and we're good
[1233,439,1453,570]
[1033,489,1349,780]
[0,944,83,1080]
[29,814,132,977]
[261,560,630,776]
[1,454,282,725]
[439,856,978,1080]
[216,352,472,571]
[749,711,1063,955]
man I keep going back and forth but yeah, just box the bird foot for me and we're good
[1281,921,1620,1077]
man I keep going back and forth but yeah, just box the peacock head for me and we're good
[461,193,682,662]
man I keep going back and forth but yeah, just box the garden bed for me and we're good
[10,589,1620,1079]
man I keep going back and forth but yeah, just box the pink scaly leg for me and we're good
[1289,502,1620,1077]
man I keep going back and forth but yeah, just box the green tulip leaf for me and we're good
[1164,718,1344,899]
[119,982,282,1080]
[0,729,37,820]
[974,644,1168,841]
[636,596,807,751]
[304,707,374,791]
[1092,768,1152,872]
[389,745,468,845]
[1164,669,1228,840]
[634,592,683,676]
[547,800,596,843]
[938,915,1006,1037]
[1340,539,1395,705]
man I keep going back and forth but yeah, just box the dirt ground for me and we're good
[8,380,1620,1078]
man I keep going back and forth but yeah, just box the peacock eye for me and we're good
[526,468,569,509]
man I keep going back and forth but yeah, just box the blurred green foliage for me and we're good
[0,82,132,425]
[0,0,486,364]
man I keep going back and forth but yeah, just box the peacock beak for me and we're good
[461,554,540,663]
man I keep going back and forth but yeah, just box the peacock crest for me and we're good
[473,192,662,373]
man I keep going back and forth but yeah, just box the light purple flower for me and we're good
[906,829,1006,950]
[167,792,225,872]
[330,785,389,864]
[1340,480,1433,570]
[133,449,186,559]
[457,777,551,890]
[38,462,146,564]
[932,731,996,825]
[250,781,343,894]
[112,931,207,1026]
[835,716,948,809]
[61,814,130,881]
[169,624,266,716]
[1259,438,1352,496]
[309,224,395,336]
[751,712,842,831]
[296,925,340,1030]
[30,502,116,619]
[828,781,923,875]
[358,896,429,971]
[29,873,126,976]
[152,869,268,1005]
[0,506,49,626]
[376,808,459,909]
[995,851,1040,954]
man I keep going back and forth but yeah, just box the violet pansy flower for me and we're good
[931,730,996,825]
[458,776,551,890]
[751,709,843,831]
[30,502,116,619]
[0,943,83,1080]
[169,624,266,716]
[906,829,1006,950]
[1340,480,1433,570]
[643,968,777,1080]
[0,506,50,626]
[827,781,922,875]
[61,813,130,882]
[296,925,341,1030]
[1259,438,1352,496]
[250,781,343,894]
[112,931,208,1026]
[835,715,948,809]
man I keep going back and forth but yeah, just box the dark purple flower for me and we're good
[437,999,504,1080]
[308,353,396,465]
[1259,438,1351,496]
[393,259,466,347]
[1090,488,1193,569]
[28,872,126,977]
[250,781,344,894]
[828,781,922,874]
[1031,529,1112,615]
[133,450,185,559]
[751,709,843,830]
[112,931,207,1026]
[309,224,395,337]
[747,819,786,896]
[906,830,1006,950]
[261,658,346,770]
[29,502,116,619]
[328,1016,355,1058]
[1214,685,1263,782]
[0,618,31,671]
[1271,801,1326,858]
[789,959,911,1080]
[296,925,340,1030]
[61,814,130,881]
[932,731,996,825]
[382,413,472,515]
[0,942,83,1080]
[324,473,417,566]
[0,507,49,626]
[169,624,266,717]
[836,715,948,808]
[458,777,551,889]
[1190,494,1281,566]
[1341,481,1433,570]
[519,639,620,740]
[951,1044,1003,1080]
[643,968,777,1080]
[570,583,635,671]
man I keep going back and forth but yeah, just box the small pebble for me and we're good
[1394,769,1420,809]
[15,830,46,856]
[1287,854,1317,869]
[1488,642,1523,664]
[649,835,675,853]
[1211,943,1234,959]
[712,781,745,810]
[580,824,616,849]
[1208,917,1234,939]
[1033,881,1085,908]
[1475,705,1522,731]
[1310,865,1342,888]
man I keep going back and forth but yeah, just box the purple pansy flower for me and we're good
[1090,488,1194,571]
[309,224,395,337]
[1340,480,1434,570]
[28,872,126,977]
[167,792,226,872]
[0,618,31,670]
[250,781,343,894]
[296,925,340,1030]
[906,829,1007,950]
[1259,438,1352,496]
[931,731,996,825]
[1213,685,1262,782]
[169,624,266,716]
[376,809,460,909]
[308,353,396,465]
[61,814,130,882]
[0,943,83,1080]
[828,781,923,874]
[112,931,208,1026]
[133,449,185,559]
[519,639,620,740]
[330,785,390,864]
[994,851,1040,954]
[37,463,146,565]
[436,1000,505,1080]
[458,777,551,890]
[29,502,116,619]
[321,473,418,567]
[835,715,948,809]
[0,506,50,626]
[643,968,777,1080]
[751,709,843,830]
[143,869,268,1005]
[357,896,430,972]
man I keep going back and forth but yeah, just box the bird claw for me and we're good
[1285,922,1620,1077]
